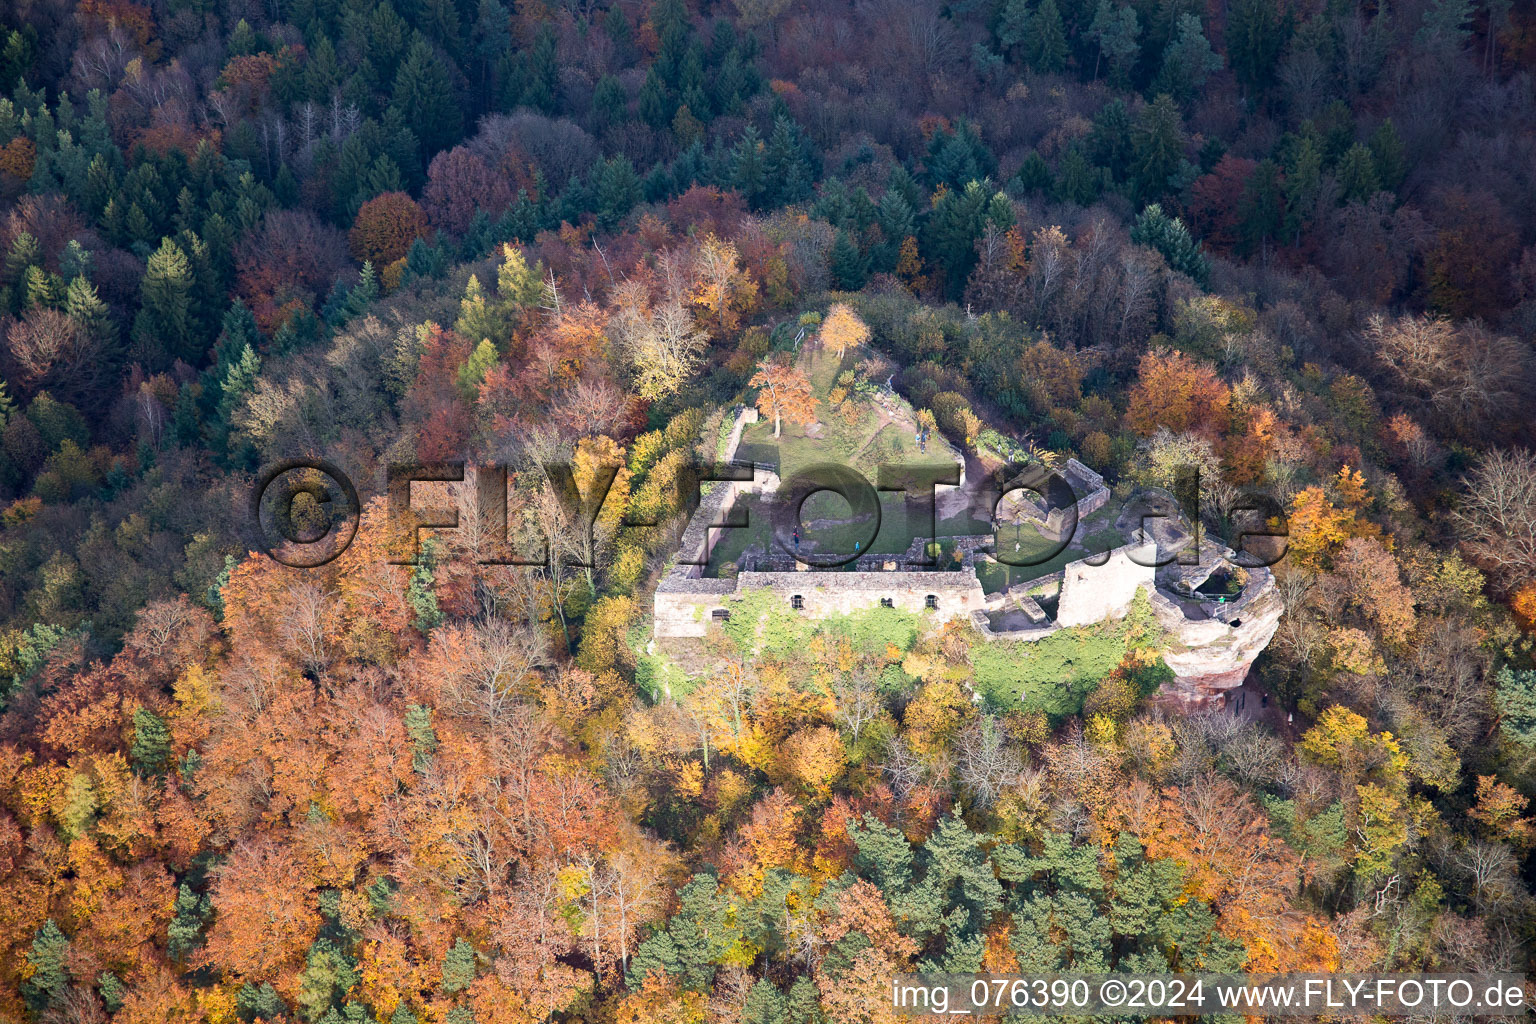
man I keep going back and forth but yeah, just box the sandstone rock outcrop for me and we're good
[1152,567,1284,708]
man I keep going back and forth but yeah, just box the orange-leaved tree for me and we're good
[350,191,429,266]
[750,358,814,437]
[1126,348,1231,437]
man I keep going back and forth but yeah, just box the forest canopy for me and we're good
[1,0,1535,1020]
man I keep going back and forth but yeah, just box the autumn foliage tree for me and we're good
[819,302,870,360]
[750,358,815,437]
[1126,348,1232,438]
[3,0,1536,1015]
[349,191,428,266]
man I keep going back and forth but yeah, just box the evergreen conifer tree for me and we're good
[1025,0,1070,73]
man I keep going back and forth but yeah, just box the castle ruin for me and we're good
[653,406,1282,708]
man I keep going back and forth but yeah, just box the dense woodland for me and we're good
[2,0,1536,1020]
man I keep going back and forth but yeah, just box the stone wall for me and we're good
[674,465,779,572]
[736,569,985,620]
[1055,542,1156,627]
[653,412,1283,707]
[654,577,738,638]
[1037,458,1111,541]
[654,568,987,637]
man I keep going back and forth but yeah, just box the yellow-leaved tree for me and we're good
[819,302,870,360]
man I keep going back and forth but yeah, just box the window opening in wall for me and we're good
[711,608,730,621]
[880,597,894,608]
[791,594,804,610]
[925,594,938,609]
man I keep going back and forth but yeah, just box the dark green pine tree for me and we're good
[919,815,1005,970]
[1130,203,1210,284]
[677,46,709,118]
[671,140,708,192]
[848,813,915,891]
[1368,118,1407,192]
[1226,0,1290,96]
[417,0,462,58]
[763,115,815,206]
[130,707,173,776]
[1153,13,1222,105]
[1130,93,1185,202]
[594,157,641,229]
[177,230,224,341]
[213,342,261,458]
[1238,158,1284,255]
[925,181,1013,297]
[228,18,259,56]
[405,703,438,772]
[885,163,925,210]
[813,177,854,229]
[877,186,917,241]
[605,2,634,64]
[626,875,739,992]
[407,235,451,282]
[1315,99,1357,162]
[637,67,672,128]
[642,162,674,203]
[743,979,788,1024]
[1087,98,1133,183]
[1014,149,1054,194]
[330,133,374,218]
[829,231,867,290]
[83,153,117,218]
[64,276,112,346]
[785,979,819,1024]
[367,3,410,89]
[1054,146,1099,205]
[1336,142,1381,203]
[132,237,196,366]
[711,49,749,116]
[4,231,40,293]
[924,121,996,191]
[651,0,692,53]
[471,0,510,102]
[167,883,212,963]
[520,26,560,113]
[1025,0,1070,73]
[304,35,343,102]
[296,939,360,1022]
[406,539,443,633]
[871,188,915,272]
[171,383,202,447]
[1415,0,1473,55]
[22,920,70,1013]
[440,938,477,993]
[995,0,1031,59]
[591,75,628,129]
[97,972,126,1013]
[730,124,770,210]
[1495,667,1536,748]
[201,300,260,417]
[237,983,288,1023]
[390,34,461,157]
[1282,134,1322,243]
[542,173,579,229]
[1088,0,1140,86]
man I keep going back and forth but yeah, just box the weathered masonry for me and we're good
[653,407,1282,707]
